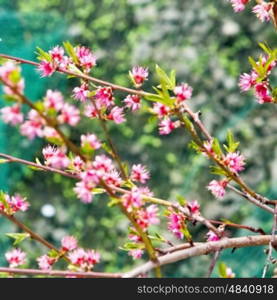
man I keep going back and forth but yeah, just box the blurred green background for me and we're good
[0,0,276,277]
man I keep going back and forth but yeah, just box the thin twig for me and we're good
[207,250,221,277]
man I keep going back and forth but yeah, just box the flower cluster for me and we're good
[239,55,276,104]
[228,0,273,23]
[0,193,29,215]
[38,45,96,77]
[167,209,186,240]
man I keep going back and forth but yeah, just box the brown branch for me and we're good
[124,235,277,277]
[0,267,122,278]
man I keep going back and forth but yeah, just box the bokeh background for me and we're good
[0,0,276,277]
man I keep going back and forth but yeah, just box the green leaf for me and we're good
[120,242,144,251]
[36,47,52,62]
[8,69,21,84]
[224,130,240,153]
[189,141,201,153]
[107,197,121,207]
[6,233,30,246]
[0,191,9,211]
[218,262,227,278]
[176,195,187,206]
[63,41,79,64]
[258,42,272,55]
[210,165,228,176]
[47,249,60,258]
[181,225,192,242]
[212,138,223,157]
[91,188,105,195]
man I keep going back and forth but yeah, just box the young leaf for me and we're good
[63,41,79,64]
[6,233,30,246]
[212,138,223,157]
[218,262,228,278]
[36,47,52,62]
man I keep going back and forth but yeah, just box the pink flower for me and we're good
[128,249,144,260]
[5,248,26,267]
[168,211,185,239]
[73,84,89,102]
[254,82,273,104]
[75,46,97,71]
[42,145,70,169]
[131,164,150,184]
[159,118,176,135]
[123,188,143,212]
[202,140,215,157]
[174,83,193,102]
[124,94,141,111]
[3,79,25,96]
[69,248,100,270]
[58,103,80,126]
[206,230,220,242]
[238,72,257,92]
[207,179,228,199]
[43,127,60,140]
[74,181,94,204]
[136,205,160,229]
[37,255,55,270]
[95,86,114,108]
[130,66,148,87]
[0,61,19,81]
[81,133,101,150]
[228,0,249,12]
[49,46,65,63]
[226,267,236,278]
[103,169,123,187]
[61,236,78,252]
[108,106,126,124]
[252,2,273,22]
[38,60,56,77]
[152,103,170,118]
[72,156,85,172]
[8,194,29,213]
[20,109,44,140]
[93,155,114,174]
[225,152,245,173]
[44,89,64,111]
[83,104,98,119]
[1,104,24,125]
[187,200,200,215]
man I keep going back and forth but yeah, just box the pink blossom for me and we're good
[37,255,55,270]
[103,169,123,187]
[108,106,126,124]
[83,104,98,119]
[1,104,24,125]
[238,72,257,92]
[69,248,100,270]
[61,236,78,252]
[81,133,101,150]
[152,103,170,118]
[207,179,228,199]
[254,82,273,104]
[130,66,148,87]
[72,156,85,172]
[128,249,144,260]
[202,140,215,157]
[43,127,60,140]
[93,155,114,174]
[124,94,141,111]
[136,205,160,229]
[252,2,273,22]
[38,60,56,77]
[225,152,246,173]
[174,83,193,102]
[226,267,236,278]
[187,200,200,215]
[75,46,97,71]
[95,86,114,108]
[131,164,150,184]
[58,103,80,126]
[20,109,44,140]
[0,61,19,81]
[159,118,176,135]
[123,188,143,212]
[80,169,99,185]
[5,248,26,267]
[206,230,220,242]
[228,0,249,12]
[44,89,64,111]
[3,79,25,96]
[167,211,185,239]
[73,84,89,102]
[49,46,65,63]
[42,145,70,169]
[8,194,29,213]
[74,181,94,204]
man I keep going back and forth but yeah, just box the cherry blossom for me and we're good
[108,106,126,124]
[42,145,70,169]
[225,152,246,173]
[252,2,273,22]
[131,164,150,184]
[167,210,185,239]
[37,255,56,271]
[206,230,220,242]
[130,66,148,87]
[238,72,257,92]
[124,94,141,111]
[95,86,114,108]
[81,133,101,150]
[187,200,200,215]
[44,89,64,111]
[128,249,144,260]
[73,83,89,102]
[228,0,250,12]
[38,60,56,77]
[174,83,193,103]
[61,236,78,252]
[207,179,228,199]
[5,248,26,267]
[0,104,24,126]
[159,118,177,135]
[152,103,170,118]
[57,103,80,126]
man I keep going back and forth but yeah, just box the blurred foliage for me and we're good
[0,0,276,277]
